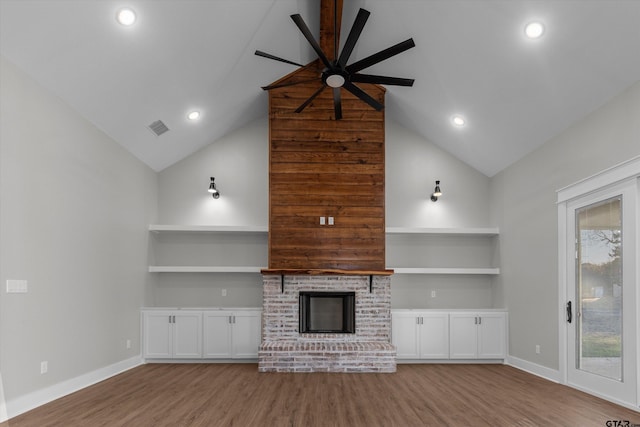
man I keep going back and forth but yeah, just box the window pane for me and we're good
[576,196,622,381]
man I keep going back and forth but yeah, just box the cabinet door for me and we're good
[173,312,202,359]
[143,311,173,359]
[419,313,449,359]
[203,312,232,358]
[392,312,420,359]
[449,313,478,359]
[477,313,506,359]
[232,311,262,358]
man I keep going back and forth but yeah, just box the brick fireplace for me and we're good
[258,273,396,373]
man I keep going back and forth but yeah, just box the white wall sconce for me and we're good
[430,180,442,202]
[208,177,220,199]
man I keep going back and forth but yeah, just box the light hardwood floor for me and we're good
[3,364,639,426]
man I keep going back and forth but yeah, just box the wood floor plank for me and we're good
[3,363,639,426]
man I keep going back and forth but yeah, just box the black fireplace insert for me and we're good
[299,291,356,333]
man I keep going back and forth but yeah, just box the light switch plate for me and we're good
[328,216,334,225]
[320,216,326,225]
[7,280,28,293]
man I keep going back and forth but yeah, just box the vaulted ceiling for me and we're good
[1,0,639,176]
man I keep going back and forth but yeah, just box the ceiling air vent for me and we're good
[148,120,169,136]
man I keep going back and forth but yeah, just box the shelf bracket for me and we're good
[281,275,285,293]
[369,275,373,293]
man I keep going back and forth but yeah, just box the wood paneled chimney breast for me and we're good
[266,1,386,271]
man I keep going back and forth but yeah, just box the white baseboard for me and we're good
[3,355,143,422]
[506,354,561,383]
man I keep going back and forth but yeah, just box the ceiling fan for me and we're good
[255,3,415,120]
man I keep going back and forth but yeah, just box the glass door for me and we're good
[566,181,637,405]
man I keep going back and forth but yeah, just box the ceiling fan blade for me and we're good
[346,38,415,74]
[295,85,326,113]
[337,8,370,68]
[350,74,414,87]
[342,81,384,111]
[255,50,305,68]
[290,14,332,69]
[333,87,342,120]
[261,78,321,91]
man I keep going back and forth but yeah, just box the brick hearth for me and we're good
[258,274,396,373]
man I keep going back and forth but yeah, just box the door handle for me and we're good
[566,301,572,323]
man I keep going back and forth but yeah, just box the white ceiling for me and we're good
[1,0,639,176]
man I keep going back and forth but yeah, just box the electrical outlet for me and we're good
[535,345,540,354]
[126,339,131,349]
[319,216,326,225]
[431,290,437,298]
[328,216,334,225]
[221,289,227,297]
[40,361,48,374]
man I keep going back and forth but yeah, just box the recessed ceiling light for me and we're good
[116,8,136,26]
[451,115,466,127]
[187,111,201,121]
[524,21,544,39]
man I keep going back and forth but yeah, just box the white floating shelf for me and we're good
[149,266,265,273]
[149,225,268,233]
[150,225,499,236]
[386,227,499,236]
[390,268,500,275]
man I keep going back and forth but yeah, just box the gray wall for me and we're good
[153,118,494,309]
[6,47,634,410]
[0,57,157,404]
[386,121,491,228]
[491,81,640,370]
[385,121,496,309]
[157,119,269,226]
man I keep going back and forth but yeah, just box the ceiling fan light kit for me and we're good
[256,3,415,120]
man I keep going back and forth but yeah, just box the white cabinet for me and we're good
[449,312,506,359]
[392,311,449,359]
[203,310,262,359]
[143,310,202,359]
[392,310,507,362]
[143,308,261,360]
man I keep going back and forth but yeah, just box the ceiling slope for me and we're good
[1,0,639,175]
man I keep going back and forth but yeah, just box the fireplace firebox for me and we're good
[299,291,355,333]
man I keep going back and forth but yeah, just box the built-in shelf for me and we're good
[385,227,499,236]
[149,266,264,273]
[389,268,500,275]
[148,225,500,277]
[149,225,268,233]
[150,225,498,236]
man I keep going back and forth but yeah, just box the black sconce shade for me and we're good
[430,180,441,202]
[208,177,220,199]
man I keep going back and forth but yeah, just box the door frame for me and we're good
[557,155,640,408]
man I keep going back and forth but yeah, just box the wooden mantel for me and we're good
[261,268,393,293]
[261,268,394,276]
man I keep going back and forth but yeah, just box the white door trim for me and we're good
[557,155,640,407]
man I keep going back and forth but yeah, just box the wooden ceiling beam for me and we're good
[319,0,343,62]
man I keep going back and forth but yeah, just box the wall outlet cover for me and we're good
[6,280,28,293]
